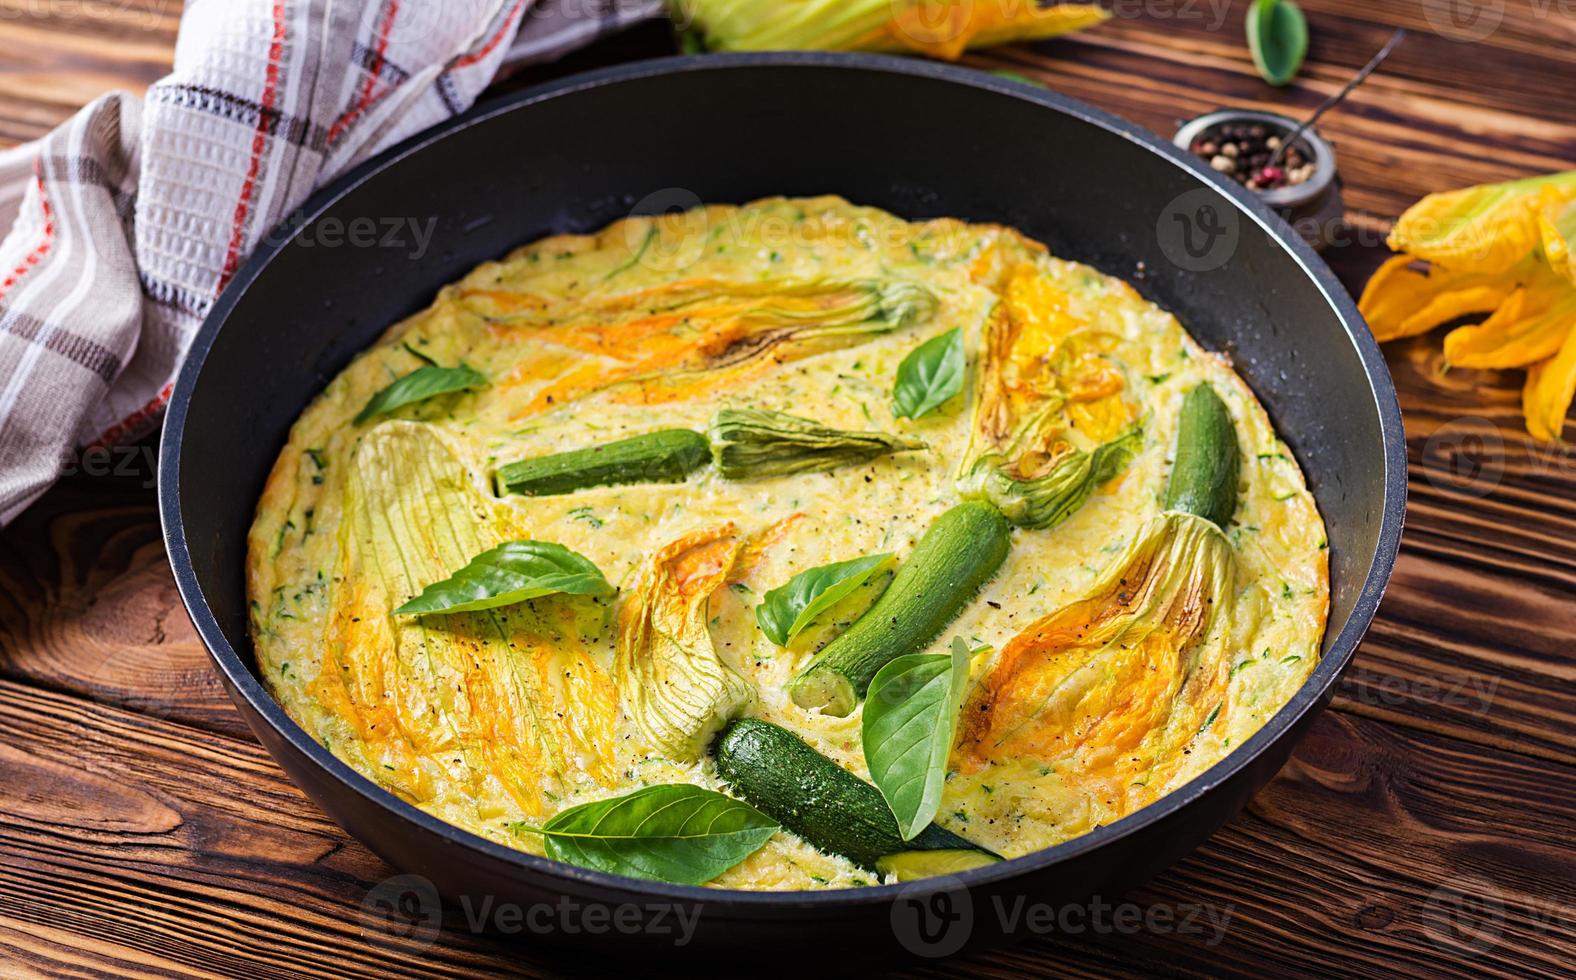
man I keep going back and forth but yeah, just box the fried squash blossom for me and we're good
[249,197,1328,890]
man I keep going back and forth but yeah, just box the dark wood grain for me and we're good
[1,0,1573,977]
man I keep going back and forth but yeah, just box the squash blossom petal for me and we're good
[1364,169,1576,440]
[319,422,617,814]
[1387,171,1576,276]
[1357,254,1517,343]
[1537,195,1576,287]
[955,511,1236,786]
[1442,268,1576,370]
[959,426,1141,530]
[616,525,756,762]
[961,263,1140,528]
[674,0,1109,61]
[1524,325,1576,443]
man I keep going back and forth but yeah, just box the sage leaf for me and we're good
[863,637,972,840]
[892,327,965,420]
[517,785,779,885]
[755,552,894,647]
[1246,0,1308,87]
[355,363,486,424]
[395,540,613,615]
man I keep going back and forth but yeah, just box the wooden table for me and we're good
[2,2,1572,976]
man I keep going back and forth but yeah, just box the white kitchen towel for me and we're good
[0,0,662,524]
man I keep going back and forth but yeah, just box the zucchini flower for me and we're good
[954,385,1241,781]
[615,525,756,762]
[958,425,1141,530]
[1358,169,1576,440]
[960,262,1142,529]
[673,0,1109,61]
[709,407,923,478]
[326,422,618,814]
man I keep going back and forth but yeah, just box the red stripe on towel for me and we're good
[216,0,288,294]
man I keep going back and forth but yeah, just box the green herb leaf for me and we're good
[892,327,965,420]
[355,363,486,424]
[516,785,779,885]
[755,553,894,646]
[395,540,613,615]
[862,637,972,840]
[1247,0,1308,86]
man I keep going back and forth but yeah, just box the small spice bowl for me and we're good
[1173,109,1343,251]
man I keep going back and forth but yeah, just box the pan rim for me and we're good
[158,51,1407,910]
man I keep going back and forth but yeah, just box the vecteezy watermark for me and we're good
[360,874,444,949]
[1156,187,1240,273]
[890,874,976,958]
[358,874,705,949]
[0,0,172,29]
[55,444,159,489]
[1344,667,1500,718]
[625,187,710,275]
[259,212,438,260]
[1422,875,1507,956]
[1420,416,1506,498]
[1107,0,1233,31]
[890,875,1235,958]
[1420,0,1507,42]
[1417,415,1576,498]
[1418,0,1576,43]
[458,893,703,945]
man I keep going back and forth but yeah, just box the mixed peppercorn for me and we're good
[1190,122,1317,192]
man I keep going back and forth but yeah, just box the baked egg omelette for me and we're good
[248,197,1328,890]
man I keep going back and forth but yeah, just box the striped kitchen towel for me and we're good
[0,0,662,524]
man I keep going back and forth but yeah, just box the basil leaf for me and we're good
[520,785,779,885]
[892,327,965,420]
[1246,0,1307,87]
[395,540,613,615]
[755,552,894,647]
[355,363,485,424]
[863,637,972,840]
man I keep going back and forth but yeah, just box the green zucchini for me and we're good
[1162,383,1240,528]
[788,501,1011,716]
[495,429,710,497]
[712,718,999,875]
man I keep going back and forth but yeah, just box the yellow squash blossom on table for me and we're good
[1359,170,1576,441]
[673,0,1109,60]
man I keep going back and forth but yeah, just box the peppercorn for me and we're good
[1190,123,1317,192]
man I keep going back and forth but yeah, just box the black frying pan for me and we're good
[157,53,1406,958]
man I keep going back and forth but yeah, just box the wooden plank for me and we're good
[1,677,1570,978]
[0,0,177,146]
[0,440,250,739]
